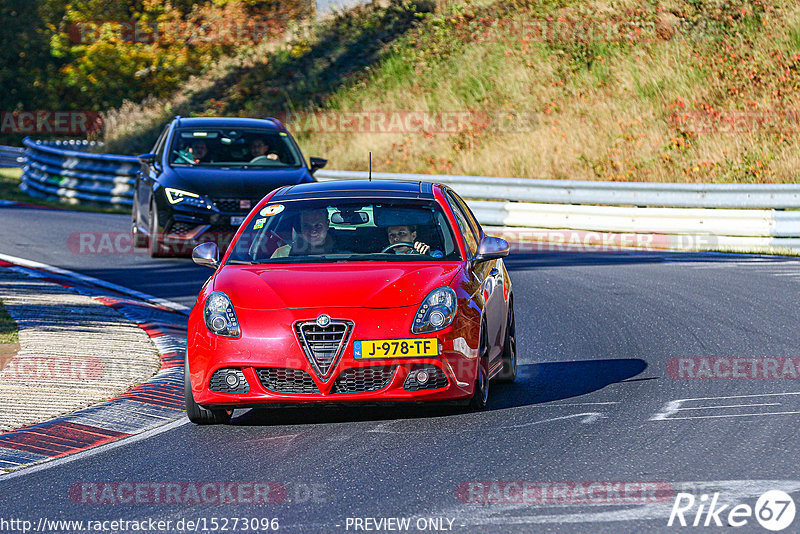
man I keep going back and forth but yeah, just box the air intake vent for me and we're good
[331,366,396,394]
[256,368,320,394]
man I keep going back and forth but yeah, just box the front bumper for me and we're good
[187,305,481,407]
[158,197,257,251]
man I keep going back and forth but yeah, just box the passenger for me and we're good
[386,225,430,255]
[272,208,334,257]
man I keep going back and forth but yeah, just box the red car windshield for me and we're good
[227,199,462,264]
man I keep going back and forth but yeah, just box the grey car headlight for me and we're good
[412,287,457,334]
[204,291,240,337]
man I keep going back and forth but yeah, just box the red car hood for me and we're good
[213,263,462,310]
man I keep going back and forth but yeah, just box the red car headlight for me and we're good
[412,286,457,334]
[204,291,241,337]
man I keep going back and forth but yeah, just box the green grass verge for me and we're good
[0,168,127,214]
[0,300,18,345]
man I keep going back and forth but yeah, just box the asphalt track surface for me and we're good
[1,203,800,533]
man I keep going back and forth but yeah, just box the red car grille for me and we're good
[295,320,353,380]
[331,366,396,394]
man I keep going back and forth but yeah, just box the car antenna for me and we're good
[369,152,372,181]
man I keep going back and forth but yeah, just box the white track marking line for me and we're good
[676,403,781,410]
[531,402,620,407]
[506,413,606,427]
[369,412,607,434]
[0,252,190,314]
[651,392,800,421]
[663,411,800,420]
[0,417,189,481]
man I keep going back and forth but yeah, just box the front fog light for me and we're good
[412,287,457,334]
[416,370,430,384]
[204,291,240,337]
[225,372,240,388]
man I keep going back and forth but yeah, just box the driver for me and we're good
[271,208,334,257]
[249,137,279,163]
[189,140,209,163]
[386,225,430,255]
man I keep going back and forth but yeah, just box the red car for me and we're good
[185,180,516,424]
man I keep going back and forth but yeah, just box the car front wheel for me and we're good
[184,353,232,425]
[496,300,517,383]
[148,200,168,258]
[469,325,490,409]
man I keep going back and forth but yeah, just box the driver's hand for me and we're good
[413,241,430,254]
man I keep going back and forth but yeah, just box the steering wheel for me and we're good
[381,242,418,253]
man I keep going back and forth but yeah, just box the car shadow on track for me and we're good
[229,358,648,426]
[487,358,649,410]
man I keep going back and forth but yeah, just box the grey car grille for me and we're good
[295,320,353,380]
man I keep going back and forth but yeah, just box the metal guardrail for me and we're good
[0,146,24,168]
[316,170,800,209]
[11,141,800,252]
[20,138,137,206]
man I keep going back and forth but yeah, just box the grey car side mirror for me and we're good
[473,236,510,263]
[192,242,220,269]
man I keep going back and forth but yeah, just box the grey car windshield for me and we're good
[169,128,303,167]
[227,199,462,264]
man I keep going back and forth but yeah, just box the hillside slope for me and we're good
[105,0,800,183]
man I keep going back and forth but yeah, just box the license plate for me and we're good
[354,338,438,359]
[230,216,245,226]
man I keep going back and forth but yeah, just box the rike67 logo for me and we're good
[668,490,796,531]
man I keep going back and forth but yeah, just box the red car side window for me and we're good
[445,190,478,257]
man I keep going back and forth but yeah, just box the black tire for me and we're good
[148,200,168,258]
[184,353,232,425]
[496,300,517,383]
[469,325,490,410]
[131,199,148,249]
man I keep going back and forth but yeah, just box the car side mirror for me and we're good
[473,236,509,263]
[138,153,156,165]
[137,153,160,172]
[192,242,219,269]
[309,157,327,175]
